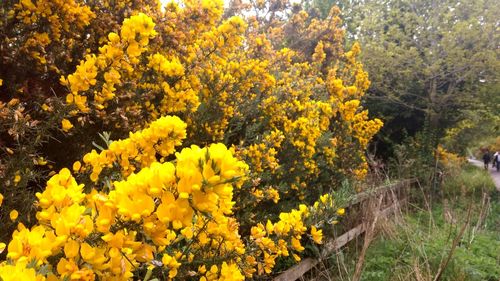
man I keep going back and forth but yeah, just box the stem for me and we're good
[432,205,472,281]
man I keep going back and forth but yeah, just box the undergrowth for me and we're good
[323,165,500,281]
[362,165,499,281]
[360,202,500,281]
[442,164,496,197]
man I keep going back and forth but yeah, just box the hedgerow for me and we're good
[0,1,382,279]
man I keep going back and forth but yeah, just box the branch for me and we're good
[365,94,427,112]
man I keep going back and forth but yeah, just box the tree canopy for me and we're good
[308,0,500,156]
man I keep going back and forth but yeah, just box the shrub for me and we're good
[0,1,382,279]
[0,116,348,280]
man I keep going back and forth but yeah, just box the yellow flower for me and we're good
[35,168,85,210]
[7,224,57,262]
[220,262,245,281]
[56,257,79,277]
[14,173,21,184]
[291,237,305,252]
[0,261,44,281]
[10,210,19,221]
[266,187,280,203]
[61,119,73,132]
[72,161,81,172]
[64,239,80,258]
[36,157,47,166]
[336,208,345,216]
[310,226,323,244]
[162,254,181,278]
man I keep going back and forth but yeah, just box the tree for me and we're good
[442,82,500,154]
[307,0,500,158]
[360,0,499,157]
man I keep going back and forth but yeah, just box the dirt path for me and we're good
[468,159,500,191]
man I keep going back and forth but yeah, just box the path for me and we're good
[468,158,500,191]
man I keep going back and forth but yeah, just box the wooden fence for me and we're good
[274,178,417,281]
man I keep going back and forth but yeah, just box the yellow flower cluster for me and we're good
[9,0,94,68]
[435,145,465,170]
[247,193,342,274]
[0,261,44,281]
[13,0,94,38]
[57,3,380,200]
[312,41,326,64]
[62,13,157,114]
[148,53,184,77]
[60,6,255,133]
[339,101,383,149]
[82,115,187,181]
[211,18,382,202]
[242,54,333,193]
[241,143,280,173]
[0,110,349,280]
[1,116,253,280]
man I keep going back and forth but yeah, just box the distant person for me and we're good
[493,151,499,172]
[482,151,491,170]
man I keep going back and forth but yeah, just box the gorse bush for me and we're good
[0,116,344,280]
[0,0,382,279]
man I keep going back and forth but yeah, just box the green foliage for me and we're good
[325,163,500,281]
[360,204,500,281]
[387,133,434,183]
[442,82,500,154]
[360,0,499,144]
[306,0,500,158]
[442,164,496,197]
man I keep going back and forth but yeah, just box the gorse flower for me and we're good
[9,210,18,221]
[81,115,187,180]
[310,226,323,244]
[0,261,44,281]
[61,118,73,132]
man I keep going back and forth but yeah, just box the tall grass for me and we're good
[442,164,496,197]
[359,204,500,281]
[319,165,500,281]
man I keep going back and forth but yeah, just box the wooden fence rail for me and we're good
[273,178,417,281]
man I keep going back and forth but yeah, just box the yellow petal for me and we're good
[64,239,80,258]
